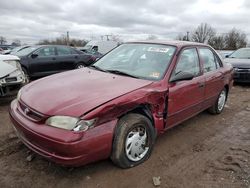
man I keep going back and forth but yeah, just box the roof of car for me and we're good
[127,40,209,47]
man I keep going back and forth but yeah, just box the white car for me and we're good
[0,55,26,97]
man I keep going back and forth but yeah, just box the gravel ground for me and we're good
[0,84,249,188]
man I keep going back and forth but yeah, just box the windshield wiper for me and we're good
[106,69,140,79]
[89,65,107,72]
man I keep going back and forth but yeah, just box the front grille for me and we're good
[5,77,17,83]
[239,73,250,80]
[237,68,250,73]
[18,101,47,122]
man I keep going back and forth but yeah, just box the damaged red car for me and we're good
[9,41,234,168]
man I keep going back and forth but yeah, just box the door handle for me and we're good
[198,82,205,88]
[52,57,56,60]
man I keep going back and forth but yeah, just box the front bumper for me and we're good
[9,99,117,166]
[234,69,250,83]
[0,71,25,96]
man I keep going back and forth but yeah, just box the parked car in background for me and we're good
[8,45,31,55]
[217,50,234,59]
[0,48,3,54]
[77,47,103,59]
[15,45,96,79]
[0,45,15,55]
[82,40,119,55]
[9,41,233,168]
[224,48,250,83]
[0,55,25,97]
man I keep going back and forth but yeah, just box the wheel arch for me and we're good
[118,104,155,127]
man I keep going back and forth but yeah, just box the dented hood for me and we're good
[21,68,153,117]
[0,61,17,78]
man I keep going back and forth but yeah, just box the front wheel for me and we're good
[75,63,85,69]
[111,113,156,168]
[208,88,227,114]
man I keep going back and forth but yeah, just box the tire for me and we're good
[75,63,85,69]
[208,88,227,114]
[111,113,156,168]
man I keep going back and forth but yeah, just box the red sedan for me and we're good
[9,41,233,168]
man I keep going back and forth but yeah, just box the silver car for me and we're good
[0,55,26,97]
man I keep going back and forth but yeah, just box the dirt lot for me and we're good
[0,85,250,188]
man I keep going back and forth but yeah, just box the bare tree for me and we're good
[0,36,7,45]
[192,23,216,43]
[224,28,247,50]
[176,33,189,41]
[146,34,158,40]
[12,39,21,46]
[38,36,88,47]
[208,35,225,50]
[110,34,122,43]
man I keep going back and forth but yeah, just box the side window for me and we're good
[57,46,72,55]
[199,48,217,73]
[36,47,55,57]
[173,48,200,77]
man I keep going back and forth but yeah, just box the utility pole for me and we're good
[103,34,112,41]
[186,31,190,41]
[67,31,69,45]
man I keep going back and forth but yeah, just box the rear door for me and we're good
[167,47,205,127]
[29,46,57,76]
[198,48,225,109]
[55,46,79,71]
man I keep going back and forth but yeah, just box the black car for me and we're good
[15,45,96,79]
[224,48,250,83]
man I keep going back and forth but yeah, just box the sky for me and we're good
[0,0,249,44]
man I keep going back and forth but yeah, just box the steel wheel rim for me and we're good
[125,126,149,162]
[218,90,226,111]
[77,65,84,69]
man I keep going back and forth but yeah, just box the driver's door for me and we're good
[29,46,57,76]
[167,47,205,128]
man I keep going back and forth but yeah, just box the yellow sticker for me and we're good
[149,72,160,78]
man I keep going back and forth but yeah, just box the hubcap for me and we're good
[77,64,84,69]
[125,126,149,162]
[218,90,226,111]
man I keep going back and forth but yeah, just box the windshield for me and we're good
[229,48,250,59]
[83,45,93,50]
[93,43,176,80]
[15,46,38,56]
[10,46,30,54]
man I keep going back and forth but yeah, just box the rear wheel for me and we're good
[111,113,156,168]
[208,88,227,114]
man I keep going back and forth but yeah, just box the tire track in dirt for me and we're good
[160,110,250,188]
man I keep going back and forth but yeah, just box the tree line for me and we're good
[177,23,248,50]
[1,23,248,50]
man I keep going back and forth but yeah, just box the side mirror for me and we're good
[170,71,194,83]
[225,55,229,58]
[31,53,38,58]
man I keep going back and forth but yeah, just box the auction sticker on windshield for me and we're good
[148,47,169,53]
[149,72,160,78]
